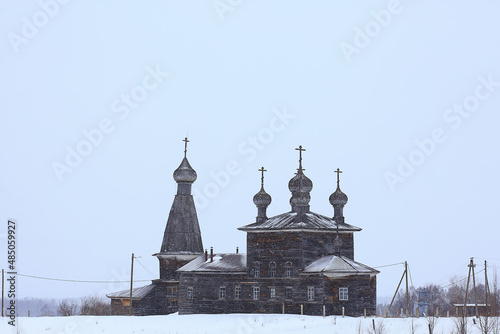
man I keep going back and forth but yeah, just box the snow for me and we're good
[303,255,378,277]
[1,313,492,334]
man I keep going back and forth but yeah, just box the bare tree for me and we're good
[365,319,387,334]
[427,314,439,334]
[408,318,420,334]
[57,299,79,316]
[79,295,110,316]
[452,314,468,334]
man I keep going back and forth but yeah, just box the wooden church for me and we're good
[107,140,379,316]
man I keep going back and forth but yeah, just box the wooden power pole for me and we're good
[405,261,409,316]
[387,261,409,317]
[463,257,474,318]
[129,253,135,316]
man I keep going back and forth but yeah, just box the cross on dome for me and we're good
[295,145,306,172]
[183,137,189,158]
[335,168,342,185]
[258,166,267,187]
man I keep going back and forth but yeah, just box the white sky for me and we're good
[1,1,500,301]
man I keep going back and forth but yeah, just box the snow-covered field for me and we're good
[1,313,493,334]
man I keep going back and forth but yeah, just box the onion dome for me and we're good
[288,170,313,194]
[289,146,313,213]
[173,157,197,183]
[253,186,272,207]
[330,168,348,221]
[254,167,271,223]
[329,185,348,207]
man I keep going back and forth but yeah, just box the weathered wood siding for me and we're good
[178,272,376,316]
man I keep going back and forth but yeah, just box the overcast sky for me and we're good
[2,1,500,301]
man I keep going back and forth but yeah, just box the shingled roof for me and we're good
[177,253,247,273]
[158,154,203,255]
[238,211,361,232]
[106,284,155,300]
[303,255,379,277]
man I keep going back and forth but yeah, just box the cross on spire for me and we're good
[183,137,189,158]
[295,145,306,172]
[258,166,267,187]
[335,168,342,185]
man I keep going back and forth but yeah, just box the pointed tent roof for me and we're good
[157,138,203,255]
[302,254,379,277]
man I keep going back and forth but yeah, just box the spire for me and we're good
[329,168,348,223]
[160,138,203,256]
[288,145,313,216]
[253,167,272,223]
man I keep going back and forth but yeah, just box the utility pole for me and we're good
[405,261,409,317]
[485,261,489,316]
[129,253,134,316]
[471,258,478,317]
[387,261,408,317]
[464,257,473,318]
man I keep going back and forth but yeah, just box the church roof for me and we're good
[106,284,155,300]
[159,193,203,254]
[158,140,203,256]
[177,253,247,273]
[238,211,361,232]
[302,255,379,277]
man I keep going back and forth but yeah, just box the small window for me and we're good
[253,287,260,300]
[219,286,226,299]
[307,287,315,301]
[167,286,178,296]
[254,262,261,278]
[285,261,292,278]
[234,286,241,300]
[285,287,293,300]
[270,287,276,299]
[339,287,348,301]
[269,261,277,277]
[187,287,193,300]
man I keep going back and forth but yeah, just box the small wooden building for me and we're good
[108,142,379,316]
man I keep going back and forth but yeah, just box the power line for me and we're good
[442,269,485,289]
[134,258,156,278]
[14,273,151,284]
[374,262,405,269]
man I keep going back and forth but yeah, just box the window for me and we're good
[270,287,276,299]
[166,286,178,296]
[307,287,315,301]
[219,286,226,299]
[253,287,260,300]
[234,286,241,300]
[285,287,293,300]
[339,287,348,301]
[187,287,193,300]
[269,262,277,277]
[253,262,260,278]
[285,261,292,278]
